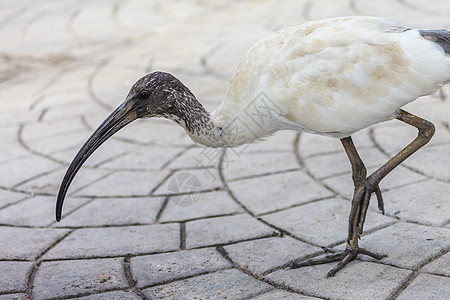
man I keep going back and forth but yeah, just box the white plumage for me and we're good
[210,16,449,143]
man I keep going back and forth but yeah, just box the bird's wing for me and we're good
[252,17,450,137]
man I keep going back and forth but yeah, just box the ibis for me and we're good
[56,16,449,277]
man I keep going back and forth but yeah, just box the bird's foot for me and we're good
[352,177,385,235]
[290,247,386,277]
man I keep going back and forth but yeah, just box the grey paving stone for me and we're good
[17,167,110,196]
[131,247,232,287]
[180,146,223,170]
[0,110,37,128]
[359,222,449,269]
[184,145,224,168]
[397,273,450,300]
[228,171,334,215]
[81,64,139,104]
[0,155,61,188]
[372,125,450,181]
[54,138,139,167]
[54,197,164,227]
[75,169,170,197]
[298,128,372,158]
[201,32,259,76]
[40,71,96,96]
[100,145,184,170]
[308,0,358,20]
[25,131,89,156]
[166,147,220,169]
[114,1,167,30]
[3,77,47,107]
[28,68,94,107]
[372,118,450,151]
[186,214,275,249]
[0,144,30,165]
[224,236,321,276]
[150,37,216,73]
[0,227,70,260]
[403,143,450,182]
[23,10,76,54]
[241,131,298,153]
[70,290,142,300]
[223,152,298,180]
[71,7,125,45]
[0,294,29,300]
[323,165,428,200]
[43,224,179,259]
[262,198,395,246]
[304,147,387,179]
[143,268,272,299]
[0,261,33,293]
[0,196,90,227]
[408,93,450,124]
[264,261,412,300]
[251,289,320,300]
[32,258,127,299]
[421,252,450,276]
[159,191,243,223]
[382,179,450,226]
[41,102,97,123]
[0,189,27,209]
[153,168,222,196]
[0,127,19,144]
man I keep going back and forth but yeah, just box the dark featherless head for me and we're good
[56,71,205,221]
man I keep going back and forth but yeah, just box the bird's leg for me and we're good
[353,110,435,233]
[291,111,434,277]
[342,136,383,240]
[323,136,386,277]
[291,137,384,276]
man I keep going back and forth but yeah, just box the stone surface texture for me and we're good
[0,0,448,299]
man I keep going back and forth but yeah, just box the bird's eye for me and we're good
[139,90,150,99]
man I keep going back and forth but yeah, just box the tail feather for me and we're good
[419,29,450,54]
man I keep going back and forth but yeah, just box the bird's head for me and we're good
[55,71,196,221]
[125,71,196,119]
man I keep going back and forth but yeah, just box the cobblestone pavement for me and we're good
[0,0,449,299]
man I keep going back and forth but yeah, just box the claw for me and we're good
[358,189,371,234]
[353,181,385,235]
[348,186,364,238]
[375,186,384,214]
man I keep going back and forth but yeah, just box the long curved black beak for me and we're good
[56,98,143,221]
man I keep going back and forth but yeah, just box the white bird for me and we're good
[56,16,449,277]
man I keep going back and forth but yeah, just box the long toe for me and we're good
[327,250,357,277]
[291,251,347,269]
[291,247,387,277]
[359,248,387,260]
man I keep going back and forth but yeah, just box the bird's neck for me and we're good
[167,95,267,148]
[168,91,290,148]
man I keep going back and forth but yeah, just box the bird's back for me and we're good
[219,16,450,138]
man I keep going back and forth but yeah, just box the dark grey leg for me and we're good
[291,110,435,277]
[353,110,435,231]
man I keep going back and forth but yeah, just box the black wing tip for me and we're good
[419,29,450,54]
